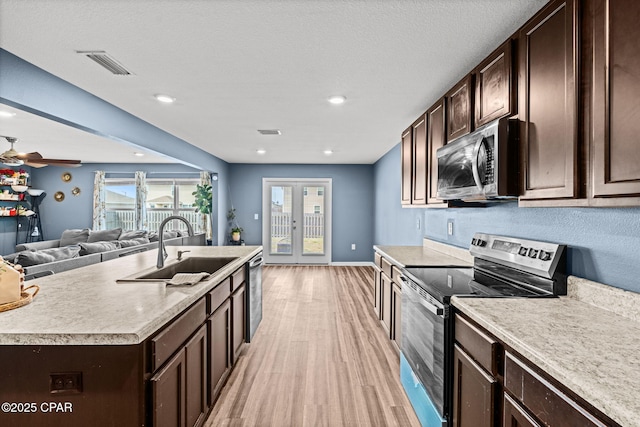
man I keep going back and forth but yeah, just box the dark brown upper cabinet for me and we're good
[446,75,474,142]
[412,114,428,205]
[400,126,413,205]
[590,0,640,200]
[426,98,447,205]
[518,0,579,202]
[474,40,515,128]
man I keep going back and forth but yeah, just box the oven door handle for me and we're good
[400,276,445,318]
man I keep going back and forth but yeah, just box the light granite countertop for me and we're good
[452,276,640,427]
[374,239,473,267]
[0,245,262,346]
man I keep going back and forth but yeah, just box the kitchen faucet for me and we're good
[157,215,195,268]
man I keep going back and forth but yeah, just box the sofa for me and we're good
[8,227,205,278]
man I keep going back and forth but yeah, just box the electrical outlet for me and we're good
[447,220,454,236]
[351,243,356,251]
[50,372,82,394]
[254,213,259,220]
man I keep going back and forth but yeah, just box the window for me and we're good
[317,188,324,196]
[104,177,202,232]
[314,205,321,214]
[105,179,136,230]
[146,179,199,232]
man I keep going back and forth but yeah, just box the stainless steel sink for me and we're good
[117,257,238,282]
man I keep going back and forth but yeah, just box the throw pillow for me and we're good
[79,241,120,255]
[15,246,81,267]
[87,228,122,243]
[16,251,56,267]
[117,237,150,248]
[60,228,91,246]
[119,230,148,240]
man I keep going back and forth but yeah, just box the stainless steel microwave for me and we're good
[436,117,519,201]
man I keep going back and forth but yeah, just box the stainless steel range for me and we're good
[399,233,567,426]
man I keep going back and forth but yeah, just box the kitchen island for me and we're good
[0,245,261,427]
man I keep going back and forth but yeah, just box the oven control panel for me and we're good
[470,233,566,279]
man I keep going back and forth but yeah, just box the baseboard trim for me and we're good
[331,261,376,267]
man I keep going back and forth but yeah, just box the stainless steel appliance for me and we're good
[400,233,566,426]
[246,252,263,342]
[436,117,519,201]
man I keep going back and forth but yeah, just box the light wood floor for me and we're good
[204,265,420,427]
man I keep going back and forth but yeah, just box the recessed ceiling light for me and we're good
[0,111,16,118]
[324,150,333,155]
[256,149,266,155]
[328,95,346,105]
[257,129,281,135]
[133,152,144,157]
[154,94,175,104]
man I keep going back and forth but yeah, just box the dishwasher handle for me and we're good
[249,255,264,268]
[400,276,445,318]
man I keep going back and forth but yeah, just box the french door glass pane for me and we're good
[303,186,324,255]
[271,186,292,255]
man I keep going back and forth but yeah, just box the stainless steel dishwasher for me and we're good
[246,252,263,342]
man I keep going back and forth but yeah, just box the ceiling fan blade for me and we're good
[16,152,44,160]
[26,158,82,168]
[24,161,48,168]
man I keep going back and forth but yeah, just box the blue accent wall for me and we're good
[229,164,374,262]
[374,143,640,293]
[0,49,230,247]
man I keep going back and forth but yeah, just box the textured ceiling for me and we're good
[0,0,548,164]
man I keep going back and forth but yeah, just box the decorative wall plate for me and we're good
[61,172,72,182]
[71,187,81,196]
[54,191,65,202]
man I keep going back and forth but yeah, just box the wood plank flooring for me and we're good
[204,265,420,427]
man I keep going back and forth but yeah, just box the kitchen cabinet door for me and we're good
[208,299,231,405]
[231,283,246,364]
[426,98,447,204]
[152,348,187,427]
[452,344,497,427]
[474,39,515,128]
[412,114,428,205]
[519,0,579,200]
[446,75,473,142]
[591,0,640,199]
[391,281,402,350]
[401,126,413,205]
[380,272,392,337]
[185,325,208,427]
[503,392,542,427]
[373,266,382,318]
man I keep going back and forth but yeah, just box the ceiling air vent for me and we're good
[257,129,281,135]
[77,51,133,76]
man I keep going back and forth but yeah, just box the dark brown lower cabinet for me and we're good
[452,344,497,427]
[231,283,246,364]
[208,299,231,405]
[380,272,392,336]
[152,347,187,427]
[391,281,402,350]
[502,392,542,427]
[185,325,208,427]
[373,266,381,318]
[152,324,208,427]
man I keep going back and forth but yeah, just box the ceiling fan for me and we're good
[0,136,81,168]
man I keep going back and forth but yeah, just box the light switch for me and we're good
[254,213,259,220]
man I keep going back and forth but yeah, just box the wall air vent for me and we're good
[257,129,281,135]
[77,51,133,76]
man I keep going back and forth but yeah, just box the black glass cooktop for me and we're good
[403,265,553,304]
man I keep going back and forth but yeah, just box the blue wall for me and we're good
[0,49,230,246]
[229,164,374,262]
[374,143,640,293]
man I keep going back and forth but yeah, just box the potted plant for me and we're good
[227,208,243,242]
[192,183,213,243]
[231,226,243,242]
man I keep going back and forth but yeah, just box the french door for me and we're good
[262,178,332,264]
